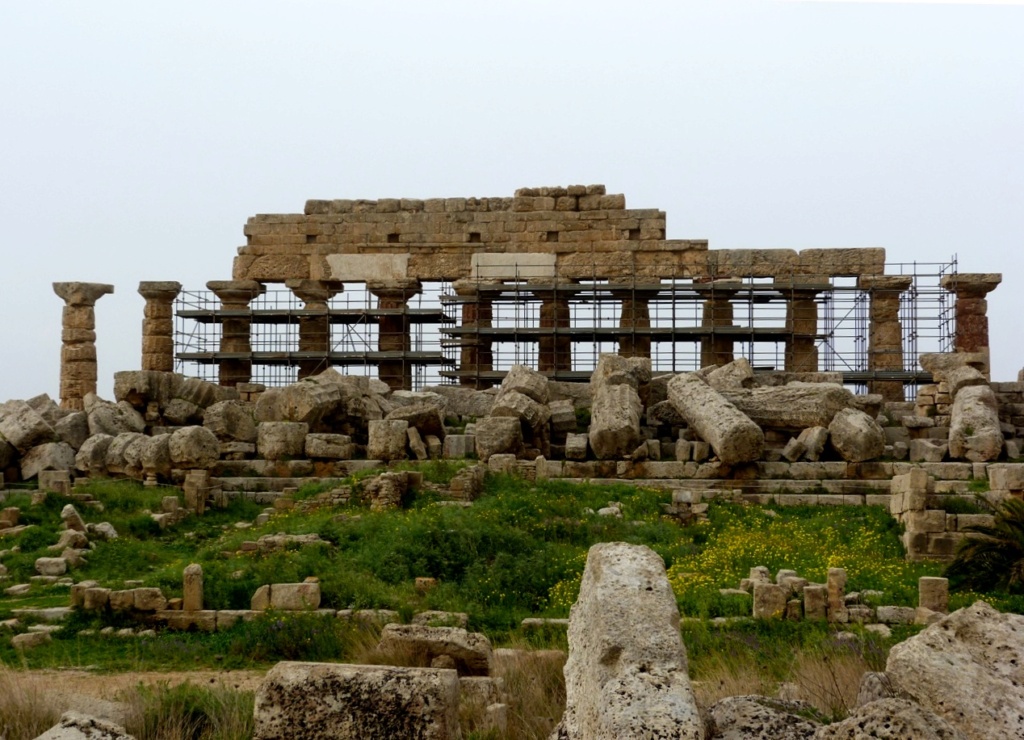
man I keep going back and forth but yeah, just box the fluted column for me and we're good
[612,287,651,359]
[784,287,821,373]
[53,282,115,410]
[368,279,422,390]
[207,280,265,387]
[137,281,182,372]
[699,279,740,367]
[940,273,1002,374]
[859,275,912,401]
[286,279,343,379]
[452,279,495,389]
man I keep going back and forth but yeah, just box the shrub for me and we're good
[946,497,1024,593]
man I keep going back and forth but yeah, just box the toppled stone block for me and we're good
[203,400,257,443]
[668,373,763,465]
[828,408,885,462]
[0,399,57,453]
[253,662,460,740]
[473,417,522,461]
[589,384,642,460]
[169,426,220,469]
[257,421,309,461]
[949,385,1003,462]
[378,623,492,676]
[385,403,446,440]
[366,419,408,462]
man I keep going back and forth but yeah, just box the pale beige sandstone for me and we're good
[828,408,885,462]
[588,383,643,460]
[256,421,309,460]
[948,385,1003,462]
[720,383,855,430]
[168,426,220,469]
[708,695,819,739]
[183,563,203,612]
[253,662,460,740]
[473,416,523,461]
[203,400,257,443]
[555,542,704,740]
[814,698,966,739]
[886,602,1024,740]
[668,373,763,465]
[366,419,408,462]
[20,442,76,480]
[378,624,493,677]
[386,402,448,439]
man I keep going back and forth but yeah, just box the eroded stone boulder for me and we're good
[828,408,885,463]
[20,442,76,480]
[256,421,309,461]
[366,419,408,462]
[33,710,137,740]
[814,698,966,739]
[203,400,257,443]
[253,662,460,740]
[588,384,642,460]
[473,417,523,462]
[708,695,819,739]
[948,385,1003,462]
[385,403,447,440]
[168,426,220,469]
[555,542,704,739]
[75,434,113,476]
[0,399,56,453]
[885,601,1024,740]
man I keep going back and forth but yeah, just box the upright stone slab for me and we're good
[183,563,203,612]
[253,662,461,740]
[827,567,848,623]
[919,577,949,614]
[556,542,704,739]
[367,419,408,462]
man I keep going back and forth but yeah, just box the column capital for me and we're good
[858,275,913,292]
[138,281,182,301]
[285,279,343,306]
[53,282,114,306]
[367,279,421,301]
[940,273,1002,298]
[207,280,265,304]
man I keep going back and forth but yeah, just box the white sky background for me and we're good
[0,0,1021,401]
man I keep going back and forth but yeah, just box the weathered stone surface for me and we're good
[257,421,309,461]
[886,601,1024,740]
[920,352,989,383]
[203,400,257,442]
[948,385,1003,462]
[490,390,551,433]
[705,358,756,391]
[473,416,523,461]
[62,503,86,532]
[557,542,703,739]
[753,583,788,619]
[668,373,763,465]
[304,433,353,459]
[253,662,460,740]
[589,384,642,461]
[591,354,650,391]
[84,396,145,438]
[910,438,948,463]
[103,433,146,476]
[945,365,988,398]
[20,442,76,480]
[33,710,137,740]
[365,471,409,511]
[168,426,220,469]
[565,433,588,461]
[426,385,495,418]
[386,403,447,440]
[0,399,56,453]
[183,563,203,611]
[140,434,172,478]
[708,695,819,739]
[379,623,492,676]
[54,411,90,451]
[366,419,408,461]
[815,698,966,739]
[549,399,577,434]
[36,556,68,576]
[251,582,321,611]
[442,434,475,459]
[500,364,550,404]
[828,408,885,462]
[720,384,856,430]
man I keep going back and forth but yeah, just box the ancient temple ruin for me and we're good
[148,185,995,402]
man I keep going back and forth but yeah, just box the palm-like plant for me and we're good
[945,497,1024,593]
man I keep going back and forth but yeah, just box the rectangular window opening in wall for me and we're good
[387,233,400,244]
[468,232,482,243]
[628,228,641,240]
[545,231,559,242]
[306,234,316,244]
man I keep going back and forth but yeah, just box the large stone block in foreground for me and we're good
[556,542,704,739]
[253,661,461,740]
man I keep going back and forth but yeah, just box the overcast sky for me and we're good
[1,0,1020,401]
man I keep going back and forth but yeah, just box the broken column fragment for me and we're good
[53,282,115,410]
[668,373,763,465]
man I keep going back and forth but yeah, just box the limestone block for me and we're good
[590,353,651,391]
[253,662,460,740]
[61,504,86,532]
[83,587,110,611]
[386,403,447,440]
[989,464,1024,492]
[499,364,550,403]
[803,585,828,620]
[919,577,949,613]
[442,434,475,459]
[366,419,408,462]
[949,385,1003,462]
[140,434,172,479]
[134,588,168,612]
[35,557,67,576]
[887,601,1024,740]
[426,385,495,418]
[827,568,848,623]
[708,696,820,739]
[183,563,203,612]
[305,433,353,460]
[549,399,577,434]
[815,698,967,740]
[910,438,948,463]
[490,390,550,433]
[920,352,990,383]
[379,623,492,676]
[12,631,52,651]
[876,606,916,625]
[85,397,146,437]
[108,590,135,612]
[668,373,763,465]
[20,442,76,480]
[203,400,257,442]
[0,400,56,453]
[556,542,703,740]
[589,383,643,460]
[705,358,755,391]
[752,583,787,619]
[169,426,220,469]
[720,383,856,430]
[473,417,523,461]
[829,408,886,462]
[365,471,409,511]
[267,582,322,611]
[565,433,588,461]
[54,411,89,450]
[257,421,309,461]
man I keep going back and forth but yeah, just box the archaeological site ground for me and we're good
[3,186,1024,739]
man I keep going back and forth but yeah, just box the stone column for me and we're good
[286,279,343,380]
[699,279,740,368]
[612,287,651,359]
[940,273,1002,374]
[784,284,823,373]
[368,279,422,390]
[207,280,265,387]
[137,281,182,372]
[859,275,913,401]
[532,281,575,376]
[452,279,495,389]
[52,282,115,410]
